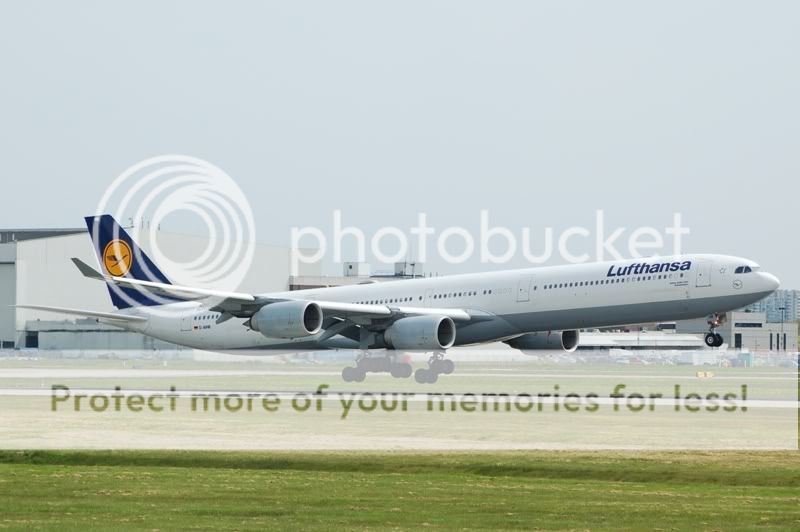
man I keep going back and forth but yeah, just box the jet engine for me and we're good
[383,315,456,350]
[249,301,323,339]
[503,330,579,354]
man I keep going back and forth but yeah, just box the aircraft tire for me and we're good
[441,359,455,375]
[342,367,355,382]
[391,363,413,379]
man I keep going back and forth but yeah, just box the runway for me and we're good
[1,386,797,409]
[1,367,797,381]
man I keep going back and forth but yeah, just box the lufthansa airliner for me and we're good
[20,215,779,383]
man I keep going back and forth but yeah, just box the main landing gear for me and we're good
[704,313,726,348]
[414,352,455,384]
[340,352,455,383]
[341,353,413,383]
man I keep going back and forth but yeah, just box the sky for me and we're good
[0,1,798,285]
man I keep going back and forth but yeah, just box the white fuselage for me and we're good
[109,254,779,353]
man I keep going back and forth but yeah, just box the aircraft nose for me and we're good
[760,272,780,291]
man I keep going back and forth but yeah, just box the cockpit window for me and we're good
[735,266,753,274]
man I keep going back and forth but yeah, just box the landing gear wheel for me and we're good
[415,368,438,384]
[704,333,717,347]
[390,362,413,379]
[440,359,455,375]
[342,367,355,382]
[357,356,393,373]
[428,354,454,375]
[704,332,724,348]
[342,366,366,382]
[704,314,727,348]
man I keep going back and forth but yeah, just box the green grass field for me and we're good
[1,451,798,530]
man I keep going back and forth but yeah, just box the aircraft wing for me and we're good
[71,258,474,324]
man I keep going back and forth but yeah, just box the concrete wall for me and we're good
[24,319,182,350]
[0,263,14,347]
[723,312,798,352]
[15,233,111,338]
[0,243,17,347]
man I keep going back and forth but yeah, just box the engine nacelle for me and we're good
[249,301,323,339]
[383,315,456,350]
[504,330,579,354]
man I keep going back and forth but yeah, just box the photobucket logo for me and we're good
[95,155,255,315]
[290,210,690,275]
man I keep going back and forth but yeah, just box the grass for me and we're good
[0,451,799,530]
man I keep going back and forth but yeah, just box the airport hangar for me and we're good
[0,227,796,355]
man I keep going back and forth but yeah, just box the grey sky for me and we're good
[1,2,798,284]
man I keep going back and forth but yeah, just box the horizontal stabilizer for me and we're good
[71,257,254,303]
[71,257,104,279]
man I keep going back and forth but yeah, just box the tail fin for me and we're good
[84,214,172,309]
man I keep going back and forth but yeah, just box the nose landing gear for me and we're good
[704,332,724,348]
[704,313,726,348]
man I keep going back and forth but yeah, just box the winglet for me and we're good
[71,257,105,280]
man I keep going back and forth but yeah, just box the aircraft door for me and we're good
[516,275,534,302]
[695,261,712,287]
[424,289,434,307]
[180,314,192,332]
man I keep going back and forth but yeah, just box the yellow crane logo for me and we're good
[103,239,133,276]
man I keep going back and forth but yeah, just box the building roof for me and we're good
[0,228,85,244]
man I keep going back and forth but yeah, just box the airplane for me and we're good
[19,214,780,384]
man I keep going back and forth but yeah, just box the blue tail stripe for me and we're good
[84,215,177,309]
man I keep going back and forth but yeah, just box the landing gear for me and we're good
[704,313,726,348]
[704,332,724,348]
[413,352,455,384]
[414,367,438,384]
[390,362,413,379]
[341,351,455,383]
[341,353,413,382]
[341,366,366,383]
